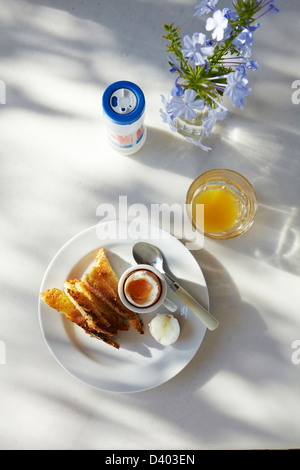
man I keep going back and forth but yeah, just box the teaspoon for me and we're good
[132,242,219,331]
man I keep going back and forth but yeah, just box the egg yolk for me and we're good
[126,278,153,305]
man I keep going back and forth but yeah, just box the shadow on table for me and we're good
[5,0,193,79]
[131,119,300,279]
[161,247,265,388]
[127,247,292,447]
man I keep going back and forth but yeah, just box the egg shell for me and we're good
[148,313,180,346]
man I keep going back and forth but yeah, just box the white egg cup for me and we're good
[118,264,177,314]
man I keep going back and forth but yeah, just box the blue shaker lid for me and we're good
[102,81,145,125]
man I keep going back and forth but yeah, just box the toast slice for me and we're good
[83,248,144,335]
[40,288,120,349]
[64,279,129,336]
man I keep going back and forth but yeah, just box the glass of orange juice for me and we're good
[186,169,258,239]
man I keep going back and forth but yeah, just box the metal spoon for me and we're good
[132,242,219,331]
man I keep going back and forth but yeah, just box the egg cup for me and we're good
[118,264,177,314]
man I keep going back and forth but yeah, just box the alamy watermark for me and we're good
[291,80,300,105]
[291,340,300,365]
[96,196,204,251]
[0,80,6,105]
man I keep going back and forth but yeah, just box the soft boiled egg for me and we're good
[148,314,180,346]
[124,269,161,307]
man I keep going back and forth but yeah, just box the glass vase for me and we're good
[174,107,209,143]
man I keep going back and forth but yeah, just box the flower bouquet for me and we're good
[160,0,279,151]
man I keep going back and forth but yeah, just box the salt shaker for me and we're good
[102,81,146,155]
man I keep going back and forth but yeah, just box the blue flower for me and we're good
[162,0,279,150]
[221,8,239,39]
[258,1,279,16]
[248,23,260,32]
[203,107,228,136]
[194,0,219,17]
[160,95,177,132]
[171,78,184,97]
[245,59,258,70]
[268,4,279,14]
[232,28,253,58]
[223,8,238,21]
[206,10,228,41]
[182,33,214,66]
[170,89,205,120]
[224,67,252,109]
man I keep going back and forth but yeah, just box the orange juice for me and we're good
[192,185,241,234]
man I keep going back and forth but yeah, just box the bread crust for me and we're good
[40,248,144,350]
[40,288,120,349]
[84,248,144,335]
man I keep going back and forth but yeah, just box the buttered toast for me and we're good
[40,248,144,349]
[40,288,120,349]
[84,248,144,335]
[64,279,129,336]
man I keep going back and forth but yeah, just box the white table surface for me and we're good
[1,0,300,450]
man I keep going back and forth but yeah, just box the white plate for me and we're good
[38,221,208,393]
